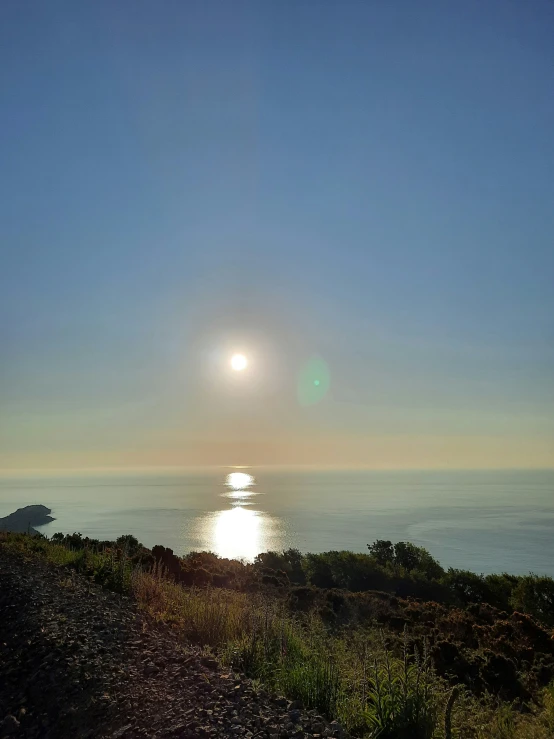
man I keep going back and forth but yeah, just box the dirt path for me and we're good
[0,551,345,739]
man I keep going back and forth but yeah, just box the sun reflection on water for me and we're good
[226,471,254,490]
[222,471,259,502]
[212,506,262,561]
[193,471,281,561]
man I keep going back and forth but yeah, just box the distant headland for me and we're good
[0,505,55,534]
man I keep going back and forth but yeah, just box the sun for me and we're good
[231,353,248,371]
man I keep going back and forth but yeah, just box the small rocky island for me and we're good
[0,505,54,534]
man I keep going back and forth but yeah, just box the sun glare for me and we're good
[231,353,247,371]
[226,471,254,490]
[212,506,262,561]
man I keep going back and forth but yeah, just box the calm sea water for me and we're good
[1,468,553,576]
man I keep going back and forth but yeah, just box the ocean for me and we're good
[1,468,553,576]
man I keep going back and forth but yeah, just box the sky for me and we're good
[1,0,553,470]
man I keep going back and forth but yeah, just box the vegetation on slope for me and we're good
[2,531,554,738]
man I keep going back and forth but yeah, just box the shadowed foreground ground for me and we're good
[0,551,345,739]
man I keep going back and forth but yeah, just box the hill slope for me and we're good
[0,549,345,739]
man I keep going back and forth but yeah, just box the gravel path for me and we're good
[0,551,347,739]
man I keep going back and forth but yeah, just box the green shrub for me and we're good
[359,640,440,739]
[510,576,554,626]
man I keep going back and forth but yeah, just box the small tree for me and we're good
[368,540,395,566]
[116,534,140,555]
[393,542,421,571]
[443,569,492,605]
[368,540,444,580]
[282,548,307,584]
[511,575,554,626]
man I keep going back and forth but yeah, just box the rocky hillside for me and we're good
[0,550,346,739]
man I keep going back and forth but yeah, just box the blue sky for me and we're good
[1,0,553,469]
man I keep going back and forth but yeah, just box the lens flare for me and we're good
[297,356,330,406]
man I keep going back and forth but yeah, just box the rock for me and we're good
[0,715,20,736]
[200,656,218,669]
[112,725,132,738]
[166,722,187,734]
[0,505,55,534]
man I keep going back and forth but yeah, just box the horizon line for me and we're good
[1,464,553,476]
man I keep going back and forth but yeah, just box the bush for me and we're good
[511,576,554,626]
[443,569,494,605]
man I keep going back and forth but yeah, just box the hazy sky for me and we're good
[1,1,553,470]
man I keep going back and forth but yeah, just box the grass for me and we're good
[132,567,454,735]
[134,568,342,713]
[3,531,554,738]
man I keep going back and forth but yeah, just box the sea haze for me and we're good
[0,468,552,576]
